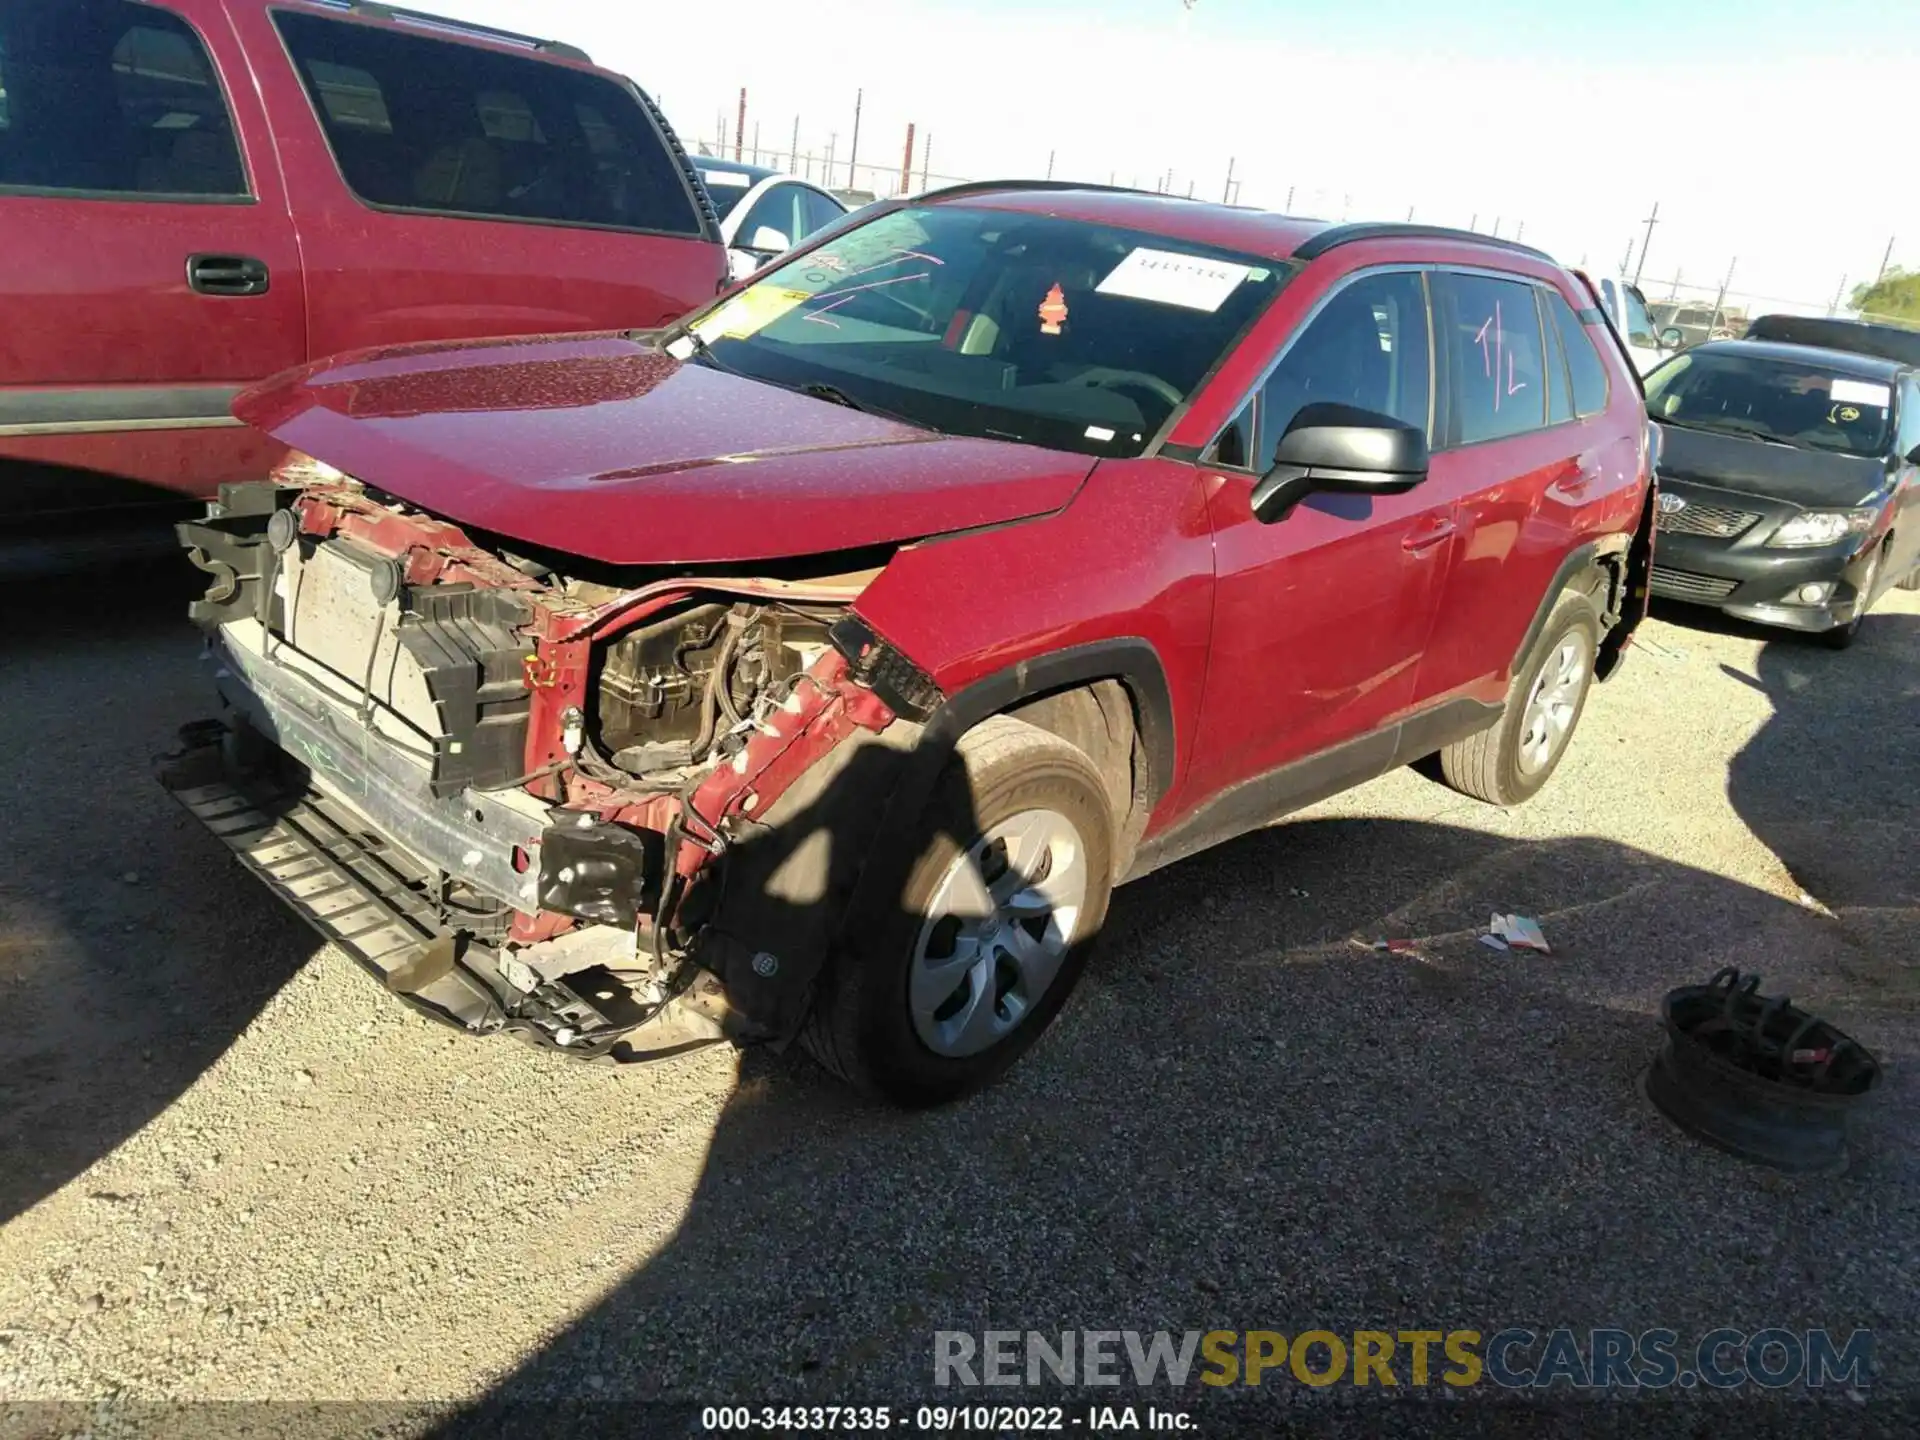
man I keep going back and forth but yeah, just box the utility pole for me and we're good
[1469,213,1477,232]
[790,115,800,172]
[751,121,760,166]
[899,122,916,196]
[825,133,836,186]
[1631,200,1659,287]
[1829,274,1848,317]
[1285,185,1294,212]
[1187,180,1195,198]
[1710,257,1737,334]
[734,89,746,162]
[1407,206,1415,222]
[1222,156,1234,203]
[1046,149,1055,180]
[1620,237,1633,272]
[1515,220,1524,242]
[1876,235,1896,282]
[846,90,862,189]
[1492,216,1501,238]
[1668,268,1683,300]
[920,134,931,191]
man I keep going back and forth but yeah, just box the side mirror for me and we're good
[1659,326,1684,349]
[1250,403,1429,524]
[748,225,792,254]
[1907,443,1920,467]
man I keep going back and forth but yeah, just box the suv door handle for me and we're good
[187,254,270,297]
[1402,516,1457,552]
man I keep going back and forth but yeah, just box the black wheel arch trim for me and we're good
[825,638,1175,986]
[1511,541,1605,678]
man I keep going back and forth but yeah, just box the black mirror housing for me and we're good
[1250,403,1429,524]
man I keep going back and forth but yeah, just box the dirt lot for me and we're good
[1,556,1916,1434]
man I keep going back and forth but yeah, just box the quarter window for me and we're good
[0,0,246,199]
[1435,272,1546,444]
[273,10,701,235]
[1544,289,1611,418]
[1250,270,1432,469]
[1541,290,1574,427]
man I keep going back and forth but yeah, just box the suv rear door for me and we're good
[1412,270,1597,709]
[230,3,724,358]
[0,0,304,506]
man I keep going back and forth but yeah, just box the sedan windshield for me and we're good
[1644,351,1895,458]
[671,204,1291,458]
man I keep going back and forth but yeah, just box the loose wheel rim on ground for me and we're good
[908,807,1089,1058]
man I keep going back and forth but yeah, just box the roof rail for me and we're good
[317,0,592,62]
[1292,222,1553,264]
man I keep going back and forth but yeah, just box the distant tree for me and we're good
[1850,267,1920,325]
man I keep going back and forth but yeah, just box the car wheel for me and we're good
[1821,544,1883,650]
[1438,588,1601,808]
[800,714,1114,1106]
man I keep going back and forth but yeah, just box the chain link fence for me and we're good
[687,113,1908,331]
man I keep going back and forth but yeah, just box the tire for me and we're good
[799,714,1115,1106]
[1438,589,1602,807]
[1821,543,1883,651]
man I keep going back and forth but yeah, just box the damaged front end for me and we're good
[163,464,941,1062]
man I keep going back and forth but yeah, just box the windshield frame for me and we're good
[661,200,1297,461]
[1643,347,1897,459]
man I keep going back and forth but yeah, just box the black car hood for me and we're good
[1654,423,1887,508]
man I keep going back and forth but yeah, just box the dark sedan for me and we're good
[1645,339,1920,648]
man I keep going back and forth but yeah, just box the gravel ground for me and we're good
[1,556,1916,1437]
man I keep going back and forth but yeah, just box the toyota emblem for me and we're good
[1657,492,1688,514]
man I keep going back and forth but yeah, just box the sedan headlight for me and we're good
[1765,509,1877,548]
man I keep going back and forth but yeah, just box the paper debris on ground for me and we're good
[1478,933,1510,952]
[1488,913,1551,953]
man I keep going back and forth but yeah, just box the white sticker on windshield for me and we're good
[701,169,752,187]
[1830,378,1891,408]
[1084,425,1116,442]
[1095,247,1250,311]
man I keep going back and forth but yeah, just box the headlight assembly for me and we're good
[1765,509,1876,548]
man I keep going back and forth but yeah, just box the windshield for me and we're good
[698,168,757,221]
[671,203,1291,458]
[1645,351,1895,458]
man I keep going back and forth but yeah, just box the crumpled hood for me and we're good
[234,332,1095,566]
[1653,421,1889,510]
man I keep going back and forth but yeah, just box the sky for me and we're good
[419,0,1918,310]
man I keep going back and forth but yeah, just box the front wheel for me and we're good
[800,715,1115,1106]
[1438,589,1601,807]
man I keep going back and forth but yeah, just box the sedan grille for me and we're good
[1650,566,1739,603]
[1656,502,1761,539]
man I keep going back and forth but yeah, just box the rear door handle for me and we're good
[187,254,270,297]
[1402,516,1457,552]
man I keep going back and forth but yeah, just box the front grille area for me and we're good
[1650,566,1740,603]
[1656,502,1761,539]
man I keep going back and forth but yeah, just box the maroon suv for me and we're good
[164,183,1656,1105]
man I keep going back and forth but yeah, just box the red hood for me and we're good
[234,333,1094,566]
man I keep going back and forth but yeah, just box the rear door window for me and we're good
[0,0,247,199]
[272,9,702,236]
[1434,272,1547,444]
[1544,289,1611,418]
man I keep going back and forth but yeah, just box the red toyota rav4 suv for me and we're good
[163,183,1656,1105]
[0,0,724,558]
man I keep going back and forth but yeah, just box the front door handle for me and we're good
[1402,516,1457,552]
[187,254,270,297]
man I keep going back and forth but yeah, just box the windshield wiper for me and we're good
[791,382,927,431]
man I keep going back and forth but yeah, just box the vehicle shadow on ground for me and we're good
[1723,609,1920,1011]
[0,557,316,1223]
[433,626,1919,1435]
